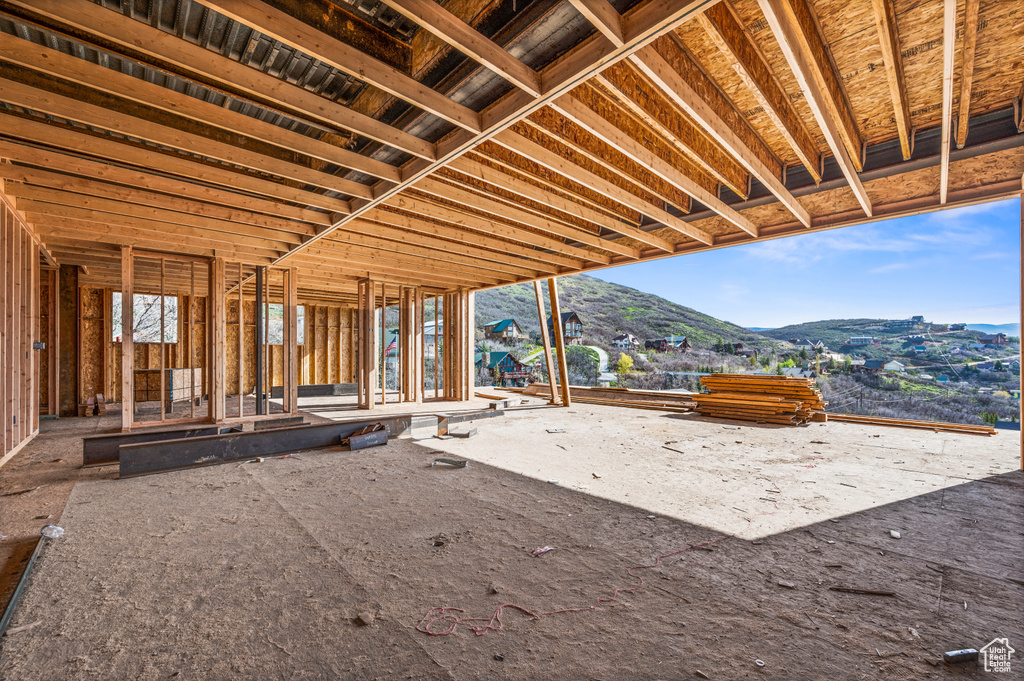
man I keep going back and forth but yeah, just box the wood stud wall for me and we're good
[1,194,40,466]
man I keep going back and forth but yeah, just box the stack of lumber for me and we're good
[823,412,996,436]
[693,374,826,425]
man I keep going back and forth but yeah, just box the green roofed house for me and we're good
[475,351,533,387]
[482,318,525,341]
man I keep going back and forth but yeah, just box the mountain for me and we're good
[474,274,779,351]
[746,327,775,332]
[966,323,1020,335]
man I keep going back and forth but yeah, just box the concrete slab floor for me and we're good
[1,402,1021,680]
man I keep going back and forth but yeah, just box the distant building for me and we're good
[475,351,533,387]
[853,359,886,374]
[847,336,876,346]
[911,316,925,323]
[547,311,583,346]
[887,319,915,329]
[979,333,1009,345]
[611,333,640,351]
[644,336,690,352]
[482,318,525,341]
[883,360,906,372]
[949,323,967,331]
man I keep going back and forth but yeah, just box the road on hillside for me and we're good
[586,345,617,384]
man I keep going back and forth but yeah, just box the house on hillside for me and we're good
[475,351,533,387]
[611,333,640,351]
[886,319,915,329]
[949,323,967,331]
[482,318,525,341]
[548,311,583,346]
[791,338,826,351]
[853,359,886,374]
[979,333,1009,345]
[911,316,925,323]
[644,336,690,352]
[883,360,906,372]
[847,336,876,346]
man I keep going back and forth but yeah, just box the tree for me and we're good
[994,360,1004,372]
[616,352,634,377]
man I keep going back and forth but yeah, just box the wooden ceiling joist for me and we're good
[549,95,753,238]
[0,32,402,183]
[378,0,542,96]
[757,0,873,217]
[412,176,642,259]
[445,156,675,252]
[194,0,482,132]
[568,0,625,48]
[362,207,581,270]
[34,225,276,264]
[0,112,352,214]
[869,0,912,161]
[5,0,436,160]
[630,40,810,228]
[956,0,980,149]
[697,1,821,183]
[0,166,317,238]
[0,141,333,225]
[595,61,749,196]
[939,0,956,204]
[0,76,374,198]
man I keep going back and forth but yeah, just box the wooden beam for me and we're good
[0,165,318,237]
[378,0,541,96]
[547,278,571,407]
[568,0,625,48]
[444,156,675,252]
[0,32,401,183]
[361,207,580,270]
[630,41,809,228]
[550,96,755,238]
[869,0,912,160]
[757,0,872,217]
[413,176,642,259]
[595,61,750,196]
[0,77,374,198]
[698,2,821,183]
[940,0,956,204]
[6,0,435,160]
[120,245,133,431]
[956,0,980,149]
[8,185,307,246]
[533,280,558,404]
[0,112,352,214]
[195,0,482,132]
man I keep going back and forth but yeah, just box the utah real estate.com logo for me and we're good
[980,638,1014,673]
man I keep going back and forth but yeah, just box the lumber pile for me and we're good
[693,374,826,425]
[822,413,996,436]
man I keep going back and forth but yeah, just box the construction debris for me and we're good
[693,375,826,425]
[431,458,468,468]
[822,413,996,436]
[829,587,896,597]
[942,649,978,664]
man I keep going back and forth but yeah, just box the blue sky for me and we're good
[590,197,1021,329]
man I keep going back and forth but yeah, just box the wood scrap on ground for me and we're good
[821,413,996,436]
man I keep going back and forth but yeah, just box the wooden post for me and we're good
[434,295,439,399]
[548,277,571,407]
[159,258,166,421]
[534,280,558,404]
[254,265,264,415]
[286,268,298,415]
[1019,192,1023,470]
[415,288,424,404]
[209,257,225,423]
[466,290,475,400]
[379,284,386,405]
[358,278,377,410]
[47,268,57,416]
[120,246,133,431]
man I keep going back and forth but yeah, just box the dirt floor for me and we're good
[1,396,1022,679]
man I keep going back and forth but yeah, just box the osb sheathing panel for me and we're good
[961,0,1024,120]
[467,147,644,225]
[597,60,750,195]
[726,0,831,149]
[436,167,612,235]
[674,9,824,169]
[812,0,892,144]
[514,116,690,213]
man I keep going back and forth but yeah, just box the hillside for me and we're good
[967,323,1020,335]
[474,274,779,351]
